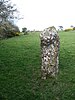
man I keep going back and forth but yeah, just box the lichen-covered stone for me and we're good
[40,26,60,79]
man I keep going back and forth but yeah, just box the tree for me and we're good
[58,26,63,30]
[22,27,28,35]
[70,25,74,28]
[0,0,20,38]
[22,27,27,32]
[0,0,18,23]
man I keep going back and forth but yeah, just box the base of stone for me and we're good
[41,72,58,80]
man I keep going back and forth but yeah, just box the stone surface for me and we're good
[40,26,60,79]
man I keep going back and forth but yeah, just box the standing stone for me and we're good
[40,26,60,79]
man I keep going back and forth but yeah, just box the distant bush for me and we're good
[64,28,73,32]
[15,32,20,36]
[0,21,20,39]
[24,32,28,35]
[73,27,75,30]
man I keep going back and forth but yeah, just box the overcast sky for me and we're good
[12,0,75,31]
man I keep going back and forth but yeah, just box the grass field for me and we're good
[0,31,75,100]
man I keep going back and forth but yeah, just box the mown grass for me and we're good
[0,31,75,100]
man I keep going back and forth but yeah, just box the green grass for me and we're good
[0,31,75,100]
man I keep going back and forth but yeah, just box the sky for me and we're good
[12,0,75,31]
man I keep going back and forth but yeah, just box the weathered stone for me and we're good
[40,26,60,79]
